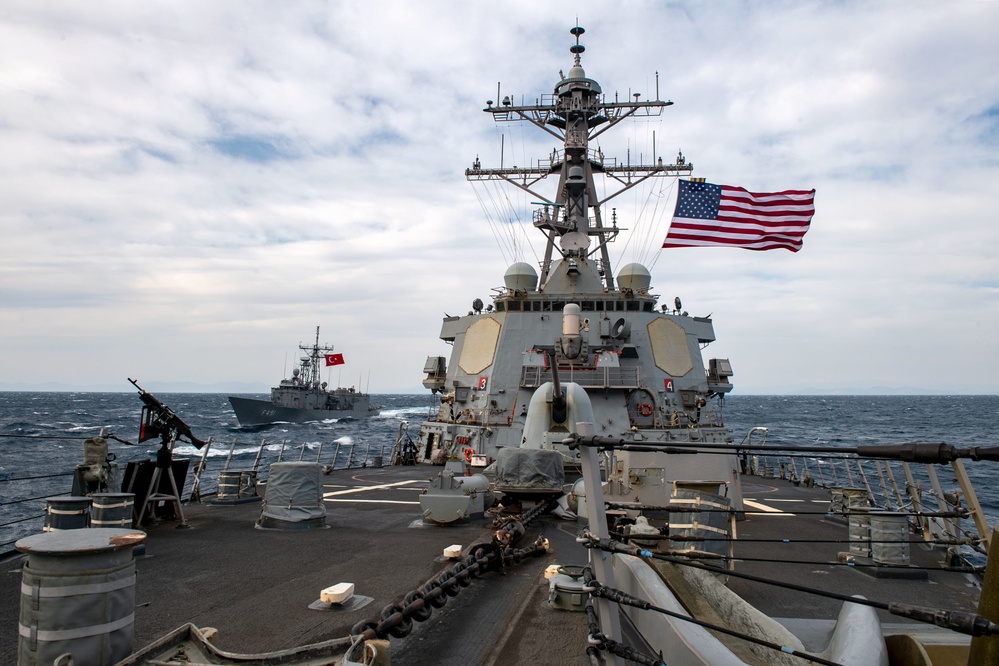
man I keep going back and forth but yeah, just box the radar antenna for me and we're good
[468,26,694,290]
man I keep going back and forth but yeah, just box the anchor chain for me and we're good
[351,497,558,642]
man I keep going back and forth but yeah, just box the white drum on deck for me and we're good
[44,496,92,532]
[90,493,134,528]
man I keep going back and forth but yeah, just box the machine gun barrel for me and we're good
[128,377,207,449]
[129,377,168,411]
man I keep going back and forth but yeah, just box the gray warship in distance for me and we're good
[418,26,741,509]
[228,326,379,426]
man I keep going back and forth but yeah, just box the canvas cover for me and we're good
[494,448,564,489]
[260,462,326,522]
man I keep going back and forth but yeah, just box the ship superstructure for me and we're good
[228,326,378,426]
[419,27,740,507]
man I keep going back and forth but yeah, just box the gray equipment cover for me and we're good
[495,448,565,489]
[260,462,326,523]
[17,528,145,666]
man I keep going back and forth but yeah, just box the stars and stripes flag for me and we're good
[662,179,815,252]
[324,353,345,367]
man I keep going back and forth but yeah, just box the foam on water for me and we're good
[1,392,997,548]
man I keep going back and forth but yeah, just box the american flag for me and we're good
[663,180,815,252]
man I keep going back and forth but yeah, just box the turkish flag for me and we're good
[325,353,345,366]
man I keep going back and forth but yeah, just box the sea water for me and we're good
[1,393,997,550]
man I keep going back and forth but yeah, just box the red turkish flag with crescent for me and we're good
[325,353,345,366]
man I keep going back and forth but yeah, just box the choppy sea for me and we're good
[1,393,997,552]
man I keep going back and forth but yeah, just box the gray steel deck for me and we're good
[1,468,978,665]
[1,465,587,666]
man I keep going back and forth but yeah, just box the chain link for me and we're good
[351,497,557,642]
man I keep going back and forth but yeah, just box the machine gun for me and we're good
[128,377,207,449]
[128,378,204,527]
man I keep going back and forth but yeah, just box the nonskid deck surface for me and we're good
[2,469,980,665]
[729,477,981,632]
[0,465,587,666]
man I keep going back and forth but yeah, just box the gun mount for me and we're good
[128,378,200,527]
[547,349,568,425]
[129,378,207,449]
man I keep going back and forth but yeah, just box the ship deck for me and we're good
[732,478,978,651]
[1,466,979,665]
[0,465,589,666]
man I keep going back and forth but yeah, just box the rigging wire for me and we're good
[471,180,514,266]
[0,471,74,482]
[607,116,679,273]
[583,535,999,637]
[1,433,104,440]
[628,118,661,266]
[493,177,537,264]
[471,123,546,268]
[583,567,846,666]
[0,513,47,529]
[645,178,678,273]
[610,529,981,549]
[499,124,527,258]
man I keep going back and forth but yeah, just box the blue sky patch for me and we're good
[209,134,291,162]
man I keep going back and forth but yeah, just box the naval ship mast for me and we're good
[418,26,741,510]
[467,25,693,290]
[295,326,335,389]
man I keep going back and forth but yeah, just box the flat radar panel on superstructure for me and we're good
[647,318,693,377]
[458,317,502,375]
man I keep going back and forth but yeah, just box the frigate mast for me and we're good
[467,25,693,290]
[299,325,335,387]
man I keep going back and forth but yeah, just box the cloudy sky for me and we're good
[1,1,996,394]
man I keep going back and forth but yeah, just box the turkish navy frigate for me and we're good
[228,326,379,426]
[418,26,742,509]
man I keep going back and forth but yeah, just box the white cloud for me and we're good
[1,1,997,394]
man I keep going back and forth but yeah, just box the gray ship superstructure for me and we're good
[419,27,740,507]
[228,326,378,426]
